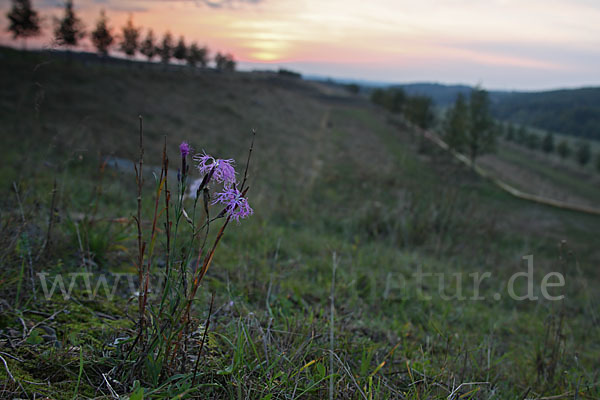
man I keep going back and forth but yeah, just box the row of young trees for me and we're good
[502,123,600,171]
[440,92,600,171]
[371,88,435,131]
[371,87,496,163]
[6,0,236,70]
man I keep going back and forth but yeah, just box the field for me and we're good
[1,47,599,399]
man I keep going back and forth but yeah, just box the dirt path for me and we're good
[478,153,598,209]
[305,107,331,190]
[419,127,600,216]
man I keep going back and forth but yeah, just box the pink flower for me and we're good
[179,141,190,157]
[212,186,253,222]
[194,152,236,186]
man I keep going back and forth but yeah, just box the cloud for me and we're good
[131,0,263,8]
[88,0,148,12]
[36,0,147,12]
[37,0,63,9]
[199,0,262,8]
[106,4,149,12]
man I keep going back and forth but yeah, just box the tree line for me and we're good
[6,0,236,70]
[501,123,600,171]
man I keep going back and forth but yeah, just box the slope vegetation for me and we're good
[1,47,599,398]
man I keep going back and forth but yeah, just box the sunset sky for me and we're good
[2,0,600,90]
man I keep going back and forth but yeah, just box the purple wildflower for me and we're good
[179,141,190,158]
[194,152,236,186]
[212,186,253,222]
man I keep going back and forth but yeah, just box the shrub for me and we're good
[542,132,555,153]
[556,139,570,160]
[576,141,591,166]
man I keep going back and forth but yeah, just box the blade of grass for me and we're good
[72,346,83,400]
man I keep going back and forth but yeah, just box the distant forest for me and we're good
[395,84,600,141]
[396,83,472,107]
[490,88,600,141]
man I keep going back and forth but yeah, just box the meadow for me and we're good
[1,47,599,399]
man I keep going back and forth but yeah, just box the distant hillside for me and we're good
[490,88,600,140]
[394,83,473,107]
[389,82,600,141]
[306,78,475,106]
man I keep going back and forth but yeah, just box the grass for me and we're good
[495,143,600,203]
[0,46,599,398]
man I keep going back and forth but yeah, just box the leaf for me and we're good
[316,362,326,379]
[130,380,144,400]
[217,365,233,375]
[27,329,44,345]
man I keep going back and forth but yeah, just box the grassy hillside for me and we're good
[1,47,599,399]
[477,140,600,209]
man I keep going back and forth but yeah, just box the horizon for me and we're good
[2,0,600,91]
[5,45,599,93]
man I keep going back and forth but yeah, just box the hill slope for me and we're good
[491,87,600,140]
[1,47,599,399]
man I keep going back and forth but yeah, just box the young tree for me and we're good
[371,88,387,108]
[443,93,468,151]
[379,89,405,113]
[505,123,515,141]
[525,132,539,150]
[139,29,156,61]
[54,0,85,49]
[556,139,571,160]
[120,15,140,59]
[392,90,406,113]
[217,52,225,68]
[466,87,495,162]
[197,45,209,68]
[541,132,554,153]
[370,88,405,113]
[214,52,236,71]
[226,55,236,71]
[186,42,208,67]
[516,125,527,144]
[173,36,187,63]
[90,10,113,57]
[404,95,434,129]
[346,83,360,94]
[576,141,591,166]
[159,31,173,64]
[492,121,504,144]
[6,0,41,47]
